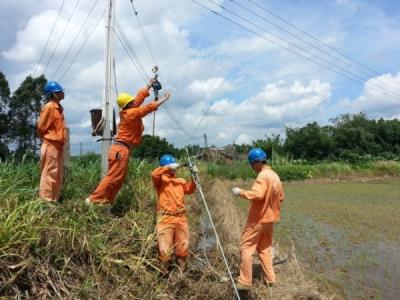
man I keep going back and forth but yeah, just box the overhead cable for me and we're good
[59,10,105,81]
[191,0,400,99]
[43,0,81,75]
[231,0,400,96]
[33,0,66,76]
[52,0,100,79]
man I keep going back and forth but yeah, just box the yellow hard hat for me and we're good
[117,93,134,109]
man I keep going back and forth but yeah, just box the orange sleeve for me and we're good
[160,175,187,185]
[240,177,267,201]
[152,166,170,190]
[135,102,158,118]
[183,180,196,194]
[134,87,150,107]
[36,105,53,138]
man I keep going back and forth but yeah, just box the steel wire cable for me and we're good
[130,0,158,66]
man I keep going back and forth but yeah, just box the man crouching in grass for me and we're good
[231,148,285,291]
[151,154,198,273]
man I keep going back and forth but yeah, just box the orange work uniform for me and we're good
[237,165,284,286]
[36,100,66,202]
[89,88,157,205]
[151,166,196,262]
[88,88,158,205]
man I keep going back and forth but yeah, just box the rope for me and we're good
[185,149,241,300]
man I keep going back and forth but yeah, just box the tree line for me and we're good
[234,113,400,163]
[0,72,47,160]
[1,71,399,163]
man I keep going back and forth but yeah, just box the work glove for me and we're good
[231,187,242,196]
[168,163,180,170]
[190,165,199,174]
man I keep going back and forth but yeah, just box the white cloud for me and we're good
[188,77,234,99]
[338,72,400,118]
[155,79,332,147]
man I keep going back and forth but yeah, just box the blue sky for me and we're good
[1,0,399,154]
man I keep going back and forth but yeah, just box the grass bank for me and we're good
[0,157,232,298]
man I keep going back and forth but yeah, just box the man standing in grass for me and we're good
[86,79,170,206]
[231,148,284,290]
[151,154,197,273]
[36,81,66,203]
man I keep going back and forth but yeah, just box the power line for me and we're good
[115,21,149,78]
[59,10,105,81]
[191,0,400,99]
[191,103,214,142]
[114,24,149,83]
[52,0,100,79]
[205,0,400,98]
[245,0,393,80]
[113,56,119,96]
[230,0,400,96]
[43,0,80,76]
[115,21,149,77]
[33,0,66,76]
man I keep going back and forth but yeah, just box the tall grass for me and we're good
[0,155,235,298]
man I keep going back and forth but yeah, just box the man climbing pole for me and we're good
[151,154,198,273]
[231,148,285,291]
[86,79,171,206]
[36,81,66,203]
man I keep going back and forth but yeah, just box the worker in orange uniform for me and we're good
[36,81,66,203]
[86,79,171,206]
[231,148,284,290]
[151,154,197,272]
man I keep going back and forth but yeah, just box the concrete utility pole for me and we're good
[101,0,115,177]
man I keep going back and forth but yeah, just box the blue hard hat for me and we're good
[44,81,64,95]
[160,154,176,166]
[248,148,267,164]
